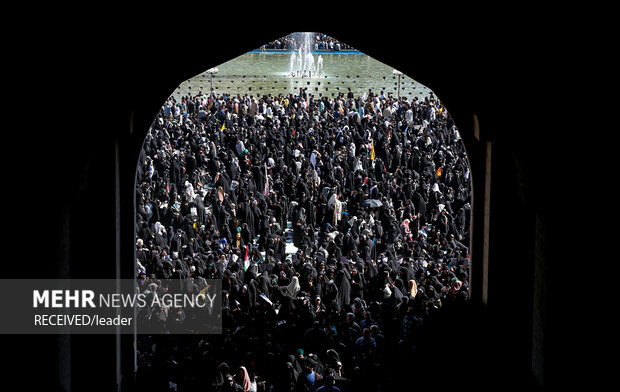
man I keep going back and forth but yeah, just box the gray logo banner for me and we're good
[0,279,222,334]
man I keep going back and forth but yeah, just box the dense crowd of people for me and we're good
[261,33,357,51]
[134,86,472,391]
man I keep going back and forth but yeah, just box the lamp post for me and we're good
[393,69,403,100]
[206,67,219,94]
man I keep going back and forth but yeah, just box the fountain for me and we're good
[305,50,315,77]
[289,51,297,76]
[289,32,324,78]
[316,55,324,77]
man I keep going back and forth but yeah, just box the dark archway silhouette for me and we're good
[8,23,575,392]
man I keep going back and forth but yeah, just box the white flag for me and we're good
[264,164,269,196]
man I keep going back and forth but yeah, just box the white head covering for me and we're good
[383,284,392,299]
[286,276,300,298]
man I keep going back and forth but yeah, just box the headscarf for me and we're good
[258,271,272,298]
[238,366,251,392]
[286,275,300,298]
[285,361,299,389]
[335,269,351,309]
[408,279,417,298]
[217,362,230,375]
